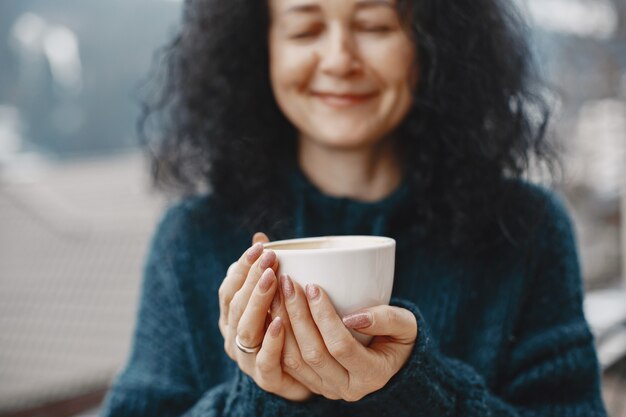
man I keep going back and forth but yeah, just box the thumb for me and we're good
[252,232,270,245]
[342,305,417,344]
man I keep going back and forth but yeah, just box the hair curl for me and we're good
[139,0,558,254]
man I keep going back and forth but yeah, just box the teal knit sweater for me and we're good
[101,167,608,416]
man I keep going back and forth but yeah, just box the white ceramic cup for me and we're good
[263,235,396,345]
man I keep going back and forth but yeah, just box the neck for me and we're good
[297,135,403,202]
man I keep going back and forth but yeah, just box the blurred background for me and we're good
[0,0,624,416]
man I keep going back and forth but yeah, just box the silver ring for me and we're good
[235,334,261,354]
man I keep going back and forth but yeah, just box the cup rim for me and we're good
[262,235,395,253]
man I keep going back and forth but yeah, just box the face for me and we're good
[268,0,418,150]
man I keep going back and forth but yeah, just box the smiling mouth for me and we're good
[311,91,378,108]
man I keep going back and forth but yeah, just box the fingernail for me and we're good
[342,312,372,329]
[305,284,320,301]
[246,242,263,262]
[259,251,275,269]
[271,292,281,312]
[258,268,274,293]
[269,316,282,337]
[280,274,295,300]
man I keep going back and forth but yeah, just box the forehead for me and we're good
[268,0,396,16]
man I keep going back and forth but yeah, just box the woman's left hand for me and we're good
[274,274,418,402]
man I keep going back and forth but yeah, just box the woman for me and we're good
[101,0,608,415]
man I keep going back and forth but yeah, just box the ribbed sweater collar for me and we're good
[286,161,411,238]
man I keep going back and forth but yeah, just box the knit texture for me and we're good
[100,166,608,416]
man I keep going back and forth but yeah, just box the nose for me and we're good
[318,26,361,78]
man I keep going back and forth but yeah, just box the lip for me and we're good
[311,91,378,108]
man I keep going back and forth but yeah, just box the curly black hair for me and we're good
[139,0,558,254]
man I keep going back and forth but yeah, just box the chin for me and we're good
[314,132,380,150]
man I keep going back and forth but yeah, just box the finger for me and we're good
[342,305,417,344]
[252,232,270,244]
[237,268,278,349]
[238,250,277,297]
[255,317,312,402]
[343,305,417,372]
[269,290,325,396]
[280,274,349,389]
[255,316,284,391]
[219,261,239,338]
[228,251,277,349]
[223,249,276,327]
[305,284,372,371]
[219,243,265,325]
[230,243,265,282]
[227,261,238,277]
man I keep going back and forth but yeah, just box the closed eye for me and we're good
[291,32,317,39]
[362,26,391,32]
[289,23,324,40]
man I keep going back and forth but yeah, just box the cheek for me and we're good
[363,40,415,90]
[270,44,317,93]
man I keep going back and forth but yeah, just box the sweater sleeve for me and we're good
[349,192,608,416]
[99,200,335,417]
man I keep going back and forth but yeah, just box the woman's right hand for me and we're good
[217,233,313,402]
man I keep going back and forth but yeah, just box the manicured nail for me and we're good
[269,316,282,337]
[258,268,274,293]
[246,242,263,262]
[342,312,372,329]
[280,274,295,300]
[271,292,281,312]
[259,251,275,270]
[305,284,320,301]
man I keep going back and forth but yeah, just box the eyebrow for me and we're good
[283,0,394,15]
